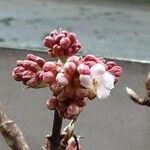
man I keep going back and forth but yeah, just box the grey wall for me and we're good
[0,48,150,150]
[0,0,150,62]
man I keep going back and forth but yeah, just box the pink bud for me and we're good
[46,97,58,110]
[77,64,90,75]
[84,61,96,68]
[63,62,76,76]
[65,48,75,56]
[26,53,37,61]
[53,44,64,57]
[44,36,55,48]
[84,54,97,62]
[60,37,71,49]
[72,41,81,50]
[22,70,35,81]
[13,66,25,75]
[12,66,25,81]
[43,62,57,72]
[36,57,46,67]
[26,76,40,88]
[56,73,69,86]
[54,33,65,43]
[25,54,46,67]
[108,66,122,78]
[42,71,55,84]
[67,104,80,119]
[23,60,41,72]
[67,56,80,65]
[68,32,76,44]
[106,61,116,70]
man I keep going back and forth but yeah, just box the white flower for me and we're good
[79,64,115,99]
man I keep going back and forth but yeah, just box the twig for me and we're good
[50,110,62,150]
[0,102,30,150]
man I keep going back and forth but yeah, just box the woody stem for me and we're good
[50,110,63,150]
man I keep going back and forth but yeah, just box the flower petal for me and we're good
[79,74,92,88]
[90,64,106,78]
[96,85,111,99]
[102,72,115,89]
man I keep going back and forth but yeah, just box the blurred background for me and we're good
[0,0,150,150]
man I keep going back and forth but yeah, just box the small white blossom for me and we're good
[80,63,115,99]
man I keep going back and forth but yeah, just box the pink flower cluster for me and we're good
[44,29,81,58]
[12,54,47,88]
[12,29,122,120]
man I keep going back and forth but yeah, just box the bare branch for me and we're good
[0,102,30,150]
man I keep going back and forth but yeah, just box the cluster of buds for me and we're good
[12,54,47,88]
[43,29,81,58]
[46,55,122,119]
[12,29,122,120]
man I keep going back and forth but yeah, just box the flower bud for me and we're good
[43,62,57,72]
[65,47,75,56]
[66,104,80,119]
[60,37,71,49]
[26,53,37,61]
[23,60,41,72]
[67,56,80,65]
[42,71,55,84]
[12,66,25,81]
[54,33,65,43]
[63,62,76,76]
[53,44,64,57]
[26,76,40,88]
[46,97,58,110]
[106,61,116,70]
[56,73,69,86]
[68,32,76,44]
[67,104,80,116]
[77,64,90,75]
[108,66,122,79]
[43,36,55,48]
[26,54,46,67]
[22,70,35,81]
[84,54,97,62]
[84,61,96,68]
[35,57,46,67]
